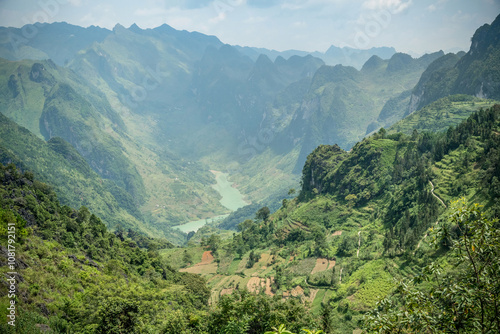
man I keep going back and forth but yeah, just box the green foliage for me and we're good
[0,164,214,333]
[246,250,260,268]
[364,199,500,333]
[308,269,335,287]
[256,206,271,221]
[390,95,499,135]
[265,324,294,334]
[206,290,316,334]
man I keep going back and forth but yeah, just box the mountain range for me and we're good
[0,21,446,239]
[0,13,500,334]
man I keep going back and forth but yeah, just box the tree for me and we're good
[364,199,500,333]
[345,194,358,208]
[337,234,355,256]
[207,234,221,253]
[96,297,139,333]
[182,250,192,265]
[256,206,271,221]
[238,219,254,232]
[264,324,323,334]
[246,250,259,268]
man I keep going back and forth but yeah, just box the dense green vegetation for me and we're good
[364,199,500,333]
[0,163,317,333]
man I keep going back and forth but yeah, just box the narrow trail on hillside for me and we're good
[415,181,446,251]
[356,231,361,258]
[429,180,446,208]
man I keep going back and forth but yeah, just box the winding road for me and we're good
[429,180,446,208]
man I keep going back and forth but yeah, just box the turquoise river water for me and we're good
[174,171,248,233]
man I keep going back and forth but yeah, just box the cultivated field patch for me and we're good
[180,251,217,274]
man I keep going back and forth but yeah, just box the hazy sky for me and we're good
[1,0,499,55]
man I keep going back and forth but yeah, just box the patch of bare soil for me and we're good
[291,285,304,297]
[247,277,262,293]
[201,251,214,264]
[265,277,274,296]
[327,260,336,270]
[311,258,329,274]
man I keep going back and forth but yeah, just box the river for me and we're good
[174,170,248,233]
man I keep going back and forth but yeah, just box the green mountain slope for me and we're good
[0,58,144,201]
[0,112,159,236]
[0,56,231,232]
[390,94,500,134]
[409,13,500,112]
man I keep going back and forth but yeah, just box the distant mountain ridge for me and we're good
[266,50,445,171]
[0,21,395,69]
[0,22,111,65]
[234,45,397,69]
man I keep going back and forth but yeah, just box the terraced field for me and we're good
[171,245,343,310]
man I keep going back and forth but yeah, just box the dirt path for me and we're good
[339,267,343,284]
[415,181,446,251]
[429,180,446,208]
[416,218,440,250]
